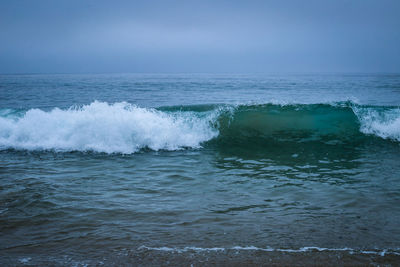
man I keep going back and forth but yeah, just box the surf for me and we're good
[0,101,399,153]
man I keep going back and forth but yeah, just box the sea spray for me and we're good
[0,101,399,154]
[352,105,400,142]
[0,101,219,153]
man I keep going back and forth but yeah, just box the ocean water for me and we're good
[1,73,400,266]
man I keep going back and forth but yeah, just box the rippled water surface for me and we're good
[1,74,400,265]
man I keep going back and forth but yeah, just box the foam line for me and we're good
[138,245,400,256]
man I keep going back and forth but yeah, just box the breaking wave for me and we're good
[0,101,218,154]
[0,101,399,153]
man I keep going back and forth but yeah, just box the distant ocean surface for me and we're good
[1,74,400,266]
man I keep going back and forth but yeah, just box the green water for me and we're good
[1,74,400,265]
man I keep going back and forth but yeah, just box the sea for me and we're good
[0,73,399,266]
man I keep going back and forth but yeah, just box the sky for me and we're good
[0,0,399,74]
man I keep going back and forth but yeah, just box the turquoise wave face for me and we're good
[163,102,400,145]
[0,101,399,153]
[212,103,361,143]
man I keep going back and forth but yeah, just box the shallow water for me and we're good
[0,73,400,265]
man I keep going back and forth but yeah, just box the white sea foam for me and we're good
[18,257,31,264]
[0,101,219,154]
[1,102,399,154]
[353,106,400,142]
[138,245,400,256]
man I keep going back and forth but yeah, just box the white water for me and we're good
[138,245,400,256]
[0,101,399,154]
[353,106,400,142]
[0,101,218,153]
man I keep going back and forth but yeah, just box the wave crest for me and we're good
[0,101,399,154]
[353,106,400,142]
[0,101,218,153]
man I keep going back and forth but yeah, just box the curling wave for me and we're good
[0,101,219,153]
[0,101,399,153]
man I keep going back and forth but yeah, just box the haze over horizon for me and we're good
[1,0,399,74]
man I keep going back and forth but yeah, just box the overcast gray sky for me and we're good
[1,0,399,73]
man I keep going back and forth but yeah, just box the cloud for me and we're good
[0,0,399,73]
